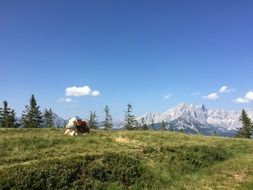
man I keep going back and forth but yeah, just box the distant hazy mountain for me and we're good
[52,112,67,128]
[137,103,253,137]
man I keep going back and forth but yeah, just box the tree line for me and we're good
[0,95,55,128]
[88,103,168,131]
[0,95,252,138]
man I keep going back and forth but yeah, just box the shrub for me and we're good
[159,145,231,172]
[0,153,153,190]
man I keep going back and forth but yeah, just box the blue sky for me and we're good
[0,0,253,120]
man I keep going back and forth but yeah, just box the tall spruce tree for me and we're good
[236,110,252,138]
[124,104,136,130]
[88,111,98,129]
[21,94,43,128]
[140,117,148,130]
[9,110,18,128]
[160,120,166,130]
[151,118,156,130]
[0,100,18,128]
[44,108,55,128]
[103,105,113,130]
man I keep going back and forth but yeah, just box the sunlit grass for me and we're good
[0,128,252,189]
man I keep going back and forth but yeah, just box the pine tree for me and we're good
[0,101,11,128]
[88,111,98,129]
[236,110,252,138]
[151,118,156,130]
[140,117,149,130]
[0,101,18,128]
[21,94,43,128]
[160,120,166,130]
[139,117,144,130]
[213,130,217,136]
[103,105,113,130]
[124,104,137,130]
[44,108,55,128]
[8,110,18,128]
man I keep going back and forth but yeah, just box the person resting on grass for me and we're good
[64,116,90,136]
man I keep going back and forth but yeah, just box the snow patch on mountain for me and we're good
[137,103,253,136]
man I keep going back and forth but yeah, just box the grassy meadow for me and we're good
[0,128,252,189]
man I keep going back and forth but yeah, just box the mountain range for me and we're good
[137,103,253,137]
[52,103,252,137]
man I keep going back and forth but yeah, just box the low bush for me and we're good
[160,145,231,172]
[0,153,152,190]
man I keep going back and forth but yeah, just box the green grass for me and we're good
[0,128,252,189]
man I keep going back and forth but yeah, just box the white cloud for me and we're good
[57,98,77,103]
[235,98,249,104]
[66,85,91,96]
[65,85,100,97]
[203,93,219,100]
[219,86,234,93]
[245,91,253,101]
[91,90,100,97]
[65,98,72,102]
[164,93,172,100]
[235,91,253,104]
[203,85,234,100]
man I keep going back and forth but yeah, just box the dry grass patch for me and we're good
[234,170,247,183]
[114,136,142,146]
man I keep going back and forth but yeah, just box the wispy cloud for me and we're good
[65,85,100,97]
[164,93,172,100]
[91,90,100,97]
[191,92,200,96]
[57,98,77,103]
[234,91,253,104]
[203,93,219,100]
[203,85,234,100]
[219,86,235,94]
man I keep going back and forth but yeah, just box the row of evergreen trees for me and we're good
[89,103,167,130]
[1,95,252,138]
[0,95,55,128]
[87,105,113,130]
[0,101,17,128]
[0,95,169,131]
[88,103,167,131]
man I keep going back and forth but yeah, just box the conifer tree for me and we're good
[236,109,252,138]
[88,111,98,129]
[0,101,11,128]
[139,117,144,130]
[44,108,55,128]
[151,118,156,130]
[124,104,136,130]
[0,101,18,128]
[9,110,18,128]
[103,105,113,130]
[21,94,43,128]
[160,120,166,130]
[179,129,184,133]
[143,123,149,130]
[140,117,148,130]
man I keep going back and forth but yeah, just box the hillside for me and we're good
[0,128,252,189]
